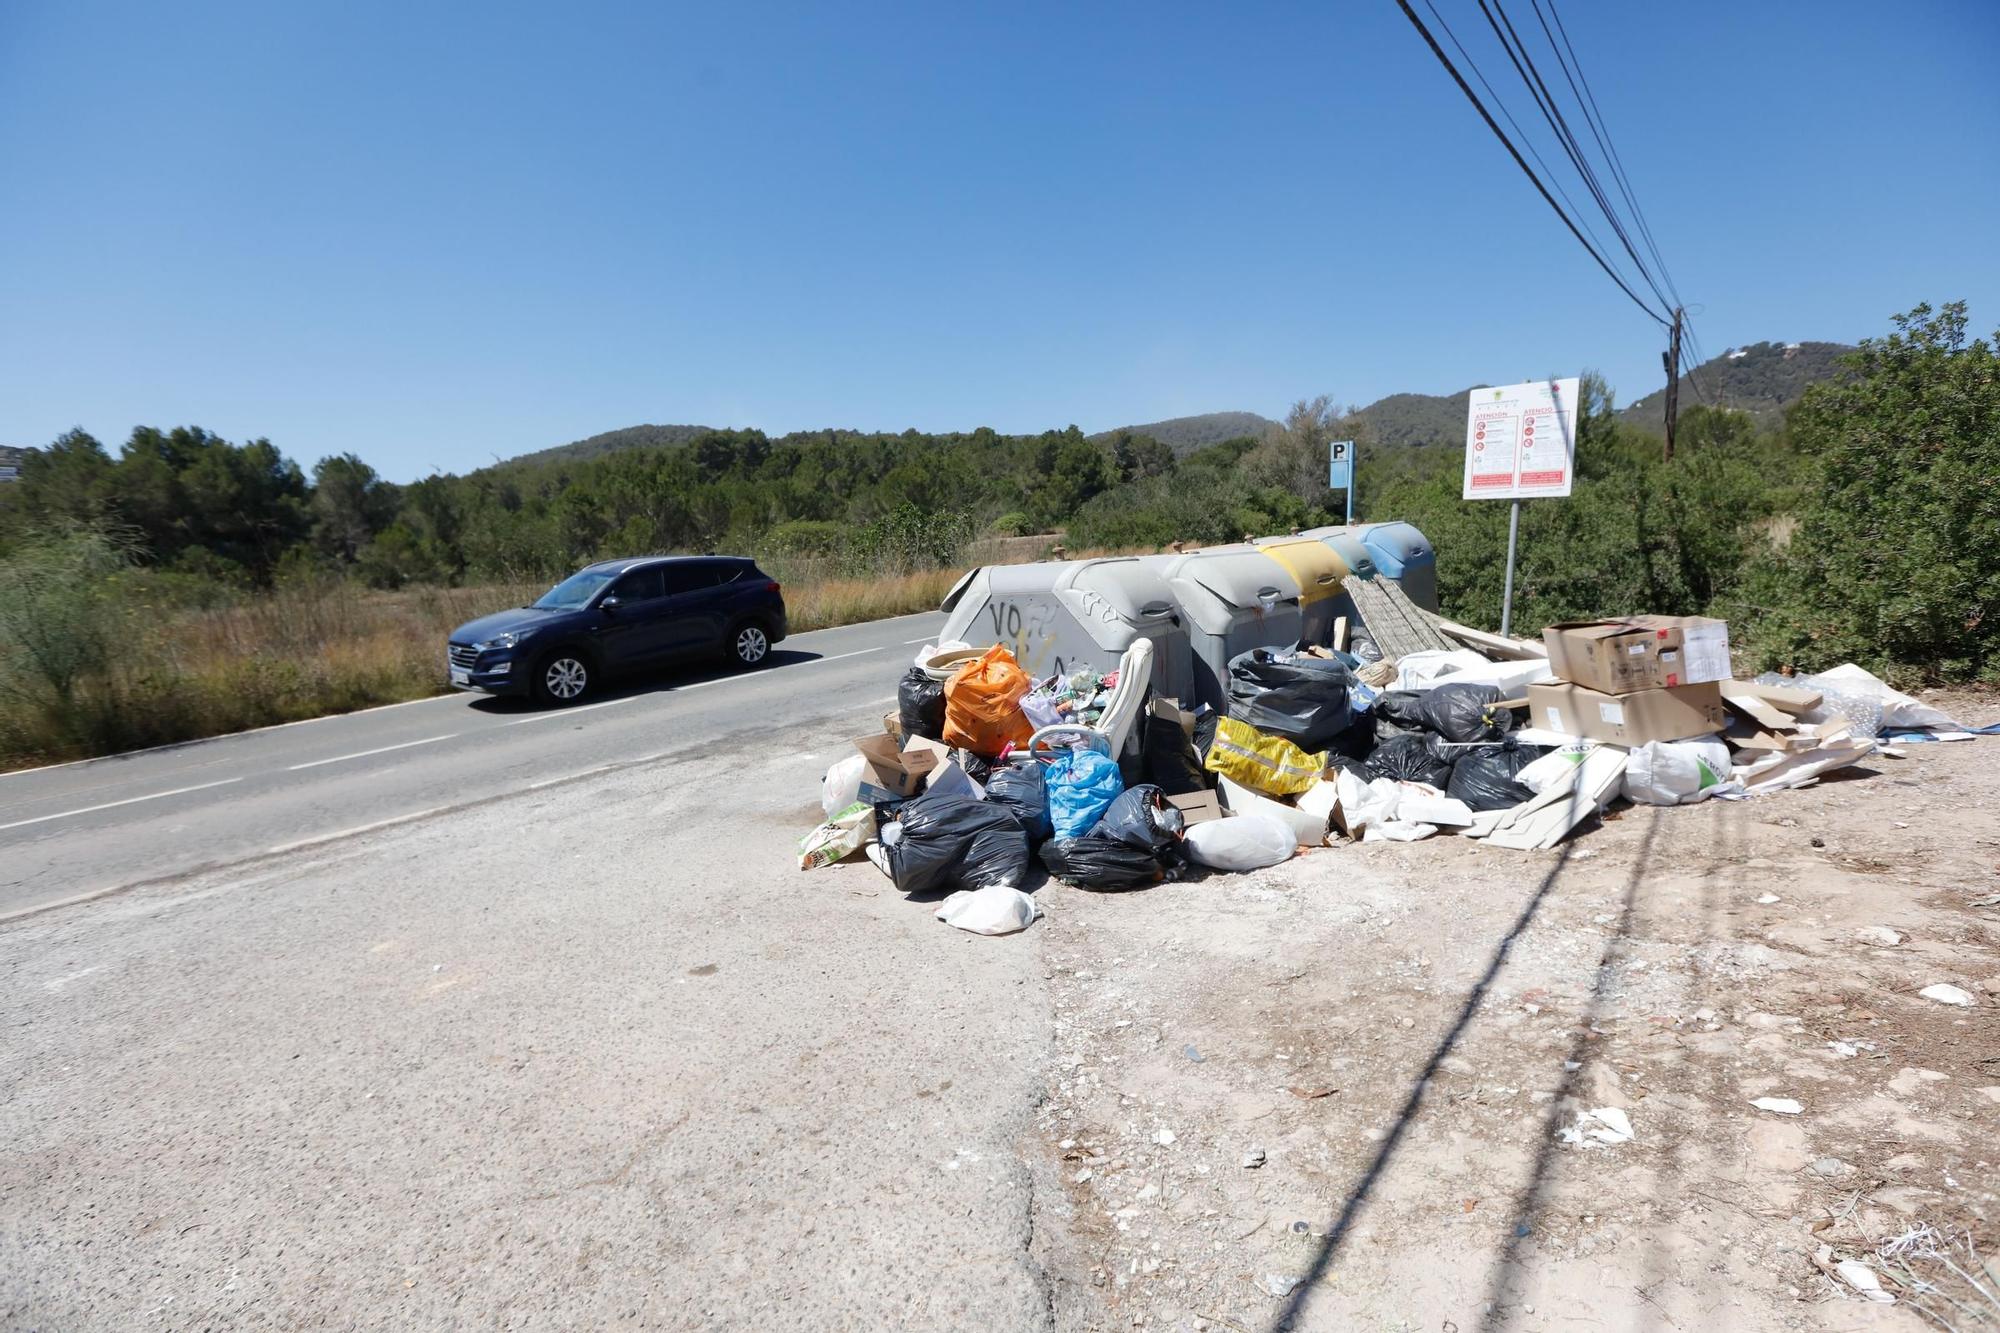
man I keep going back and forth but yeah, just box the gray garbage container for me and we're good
[1146,546,1303,711]
[938,557,1195,704]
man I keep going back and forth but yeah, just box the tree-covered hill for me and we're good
[1619,340,1851,435]
[1087,411,1277,455]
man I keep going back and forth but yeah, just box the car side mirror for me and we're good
[599,596,621,612]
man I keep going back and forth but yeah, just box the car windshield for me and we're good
[532,569,616,610]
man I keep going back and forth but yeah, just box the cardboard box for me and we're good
[1525,680,1727,746]
[850,733,941,804]
[1165,790,1223,825]
[1542,616,1731,694]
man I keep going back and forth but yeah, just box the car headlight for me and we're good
[475,631,529,651]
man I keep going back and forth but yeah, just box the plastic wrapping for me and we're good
[1365,733,1456,787]
[1224,648,1354,750]
[881,792,1029,895]
[1754,671,1884,739]
[984,762,1053,843]
[897,667,947,741]
[1044,748,1126,839]
[1447,741,1549,812]
[1414,682,1515,743]
[1040,837,1169,890]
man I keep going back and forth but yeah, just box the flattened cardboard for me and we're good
[1721,679,1821,717]
[1542,616,1730,694]
[1525,680,1727,746]
[1165,790,1223,825]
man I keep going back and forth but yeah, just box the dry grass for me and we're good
[0,538,1179,771]
[0,570,954,771]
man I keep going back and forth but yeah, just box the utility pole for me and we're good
[1662,305,1683,461]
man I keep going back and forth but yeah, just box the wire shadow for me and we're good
[1269,834,1586,1332]
[1472,808,1665,1331]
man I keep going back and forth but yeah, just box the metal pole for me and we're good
[1499,498,1521,636]
[1344,478,1353,525]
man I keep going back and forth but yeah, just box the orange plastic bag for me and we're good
[943,644,1035,758]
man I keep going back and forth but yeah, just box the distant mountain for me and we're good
[499,423,715,470]
[1619,340,1851,435]
[1090,411,1278,455]
[1347,389,1482,451]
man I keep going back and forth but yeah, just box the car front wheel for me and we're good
[533,651,593,705]
[729,621,771,668]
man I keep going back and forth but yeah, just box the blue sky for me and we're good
[3,0,1995,481]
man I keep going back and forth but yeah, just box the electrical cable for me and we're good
[1393,0,1670,326]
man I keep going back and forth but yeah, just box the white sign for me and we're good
[1462,377,1579,500]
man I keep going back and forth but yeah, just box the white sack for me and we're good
[1394,649,1553,695]
[1622,736,1736,805]
[934,884,1042,935]
[1184,814,1297,871]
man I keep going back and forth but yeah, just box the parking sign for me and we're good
[1327,440,1354,489]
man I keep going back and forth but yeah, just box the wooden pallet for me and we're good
[1345,575,1456,659]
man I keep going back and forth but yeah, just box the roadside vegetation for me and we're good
[1,302,1991,770]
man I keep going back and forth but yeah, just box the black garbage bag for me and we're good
[1415,682,1515,743]
[1325,711,1377,761]
[1447,741,1549,811]
[1142,712,1207,796]
[897,668,947,741]
[985,762,1052,844]
[1225,648,1354,751]
[1040,837,1170,891]
[883,791,1028,895]
[1374,690,1430,731]
[1193,711,1220,763]
[1091,784,1184,854]
[1365,733,1456,787]
[1324,753,1374,782]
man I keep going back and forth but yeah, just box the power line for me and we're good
[1476,0,1676,316]
[1392,0,1670,327]
[1419,0,1622,277]
[1535,0,1685,310]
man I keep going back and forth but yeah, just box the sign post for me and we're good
[1327,440,1355,524]
[1461,377,1578,636]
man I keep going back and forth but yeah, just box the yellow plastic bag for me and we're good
[1203,716,1327,797]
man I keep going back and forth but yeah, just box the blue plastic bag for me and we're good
[1044,749,1125,840]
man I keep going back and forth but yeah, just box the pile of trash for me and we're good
[799,611,1984,933]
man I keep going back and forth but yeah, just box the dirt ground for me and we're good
[1023,692,2000,1332]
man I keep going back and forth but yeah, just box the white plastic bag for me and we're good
[1818,663,1963,731]
[822,753,866,818]
[1183,814,1296,871]
[934,884,1042,935]
[1622,737,1736,806]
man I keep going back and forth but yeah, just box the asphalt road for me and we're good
[1,607,1070,1330]
[0,610,949,921]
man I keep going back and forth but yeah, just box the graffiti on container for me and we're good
[985,599,1066,679]
[1070,589,1123,625]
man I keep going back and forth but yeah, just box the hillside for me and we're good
[1620,340,1851,435]
[499,423,716,470]
[1089,411,1277,454]
[1347,389,1482,450]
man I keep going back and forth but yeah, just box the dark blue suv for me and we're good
[447,556,788,705]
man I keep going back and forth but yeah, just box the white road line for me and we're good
[501,697,634,725]
[0,777,244,832]
[904,636,936,644]
[285,735,457,771]
[677,646,887,692]
[0,692,463,781]
[266,805,455,855]
[526,764,617,790]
